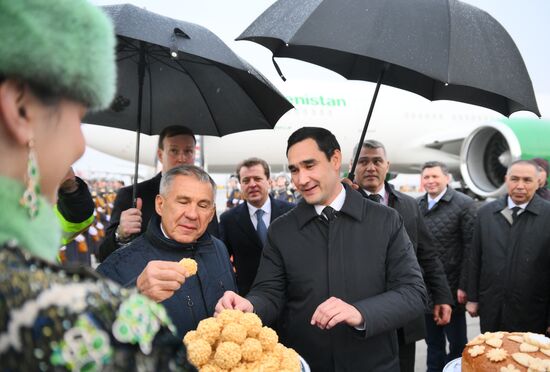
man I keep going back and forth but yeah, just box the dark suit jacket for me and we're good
[359,183,452,344]
[99,172,219,262]
[219,196,294,295]
[247,184,427,372]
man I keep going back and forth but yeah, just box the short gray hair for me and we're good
[352,139,387,160]
[506,159,540,176]
[160,165,217,200]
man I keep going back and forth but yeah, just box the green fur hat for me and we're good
[0,0,116,110]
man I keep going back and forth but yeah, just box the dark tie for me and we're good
[255,209,267,245]
[511,206,522,224]
[322,206,338,222]
[367,194,381,203]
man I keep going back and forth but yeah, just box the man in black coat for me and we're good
[216,127,427,372]
[98,125,218,262]
[352,140,452,372]
[219,158,294,295]
[467,160,550,336]
[418,161,476,372]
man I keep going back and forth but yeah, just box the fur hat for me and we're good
[0,0,116,110]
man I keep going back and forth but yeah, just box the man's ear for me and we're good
[206,204,216,224]
[0,80,33,145]
[157,148,164,164]
[155,194,164,216]
[331,149,342,170]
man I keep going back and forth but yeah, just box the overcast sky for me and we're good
[92,0,549,104]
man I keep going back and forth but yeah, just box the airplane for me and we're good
[82,79,550,199]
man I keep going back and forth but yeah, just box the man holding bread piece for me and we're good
[98,165,236,338]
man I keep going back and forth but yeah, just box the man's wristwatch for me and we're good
[114,230,128,245]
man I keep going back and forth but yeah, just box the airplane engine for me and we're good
[459,118,550,198]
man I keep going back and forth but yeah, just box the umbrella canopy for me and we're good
[85,3,292,136]
[238,0,540,178]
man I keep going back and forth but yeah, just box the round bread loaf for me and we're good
[462,332,550,371]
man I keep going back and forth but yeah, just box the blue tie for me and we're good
[428,199,436,210]
[255,209,268,246]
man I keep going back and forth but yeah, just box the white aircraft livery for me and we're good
[83,80,549,199]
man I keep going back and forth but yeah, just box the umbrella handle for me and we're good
[348,63,389,182]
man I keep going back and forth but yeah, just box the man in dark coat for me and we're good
[418,161,476,372]
[97,165,236,338]
[98,125,218,262]
[216,127,427,372]
[352,140,453,372]
[466,160,550,336]
[219,158,294,295]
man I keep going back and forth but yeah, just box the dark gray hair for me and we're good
[506,159,540,176]
[352,139,387,160]
[160,165,216,200]
[421,161,450,176]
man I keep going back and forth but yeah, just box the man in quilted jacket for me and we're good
[417,161,477,372]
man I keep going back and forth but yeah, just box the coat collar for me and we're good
[419,187,455,210]
[145,213,212,252]
[295,183,363,229]
[491,193,544,216]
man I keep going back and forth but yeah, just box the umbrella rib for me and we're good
[147,53,190,75]
[173,58,221,136]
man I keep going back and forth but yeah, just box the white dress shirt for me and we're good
[247,198,272,229]
[314,184,346,215]
[361,188,388,206]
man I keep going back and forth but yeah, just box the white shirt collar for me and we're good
[160,223,170,239]
[247,197,271,218]
[314,184,346,215]
[507,196,528,210]
[428,187,447,204]
[362,187,387,206]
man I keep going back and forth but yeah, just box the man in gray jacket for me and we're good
[418,161,476,372]
[216,127,427,372]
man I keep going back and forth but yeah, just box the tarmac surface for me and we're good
[414,313,480,372]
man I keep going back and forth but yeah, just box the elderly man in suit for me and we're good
[99,125,218,262]
[351,139,452,372]
[216,127,427,372]
[467,160,550,336]
[219,157,294,295]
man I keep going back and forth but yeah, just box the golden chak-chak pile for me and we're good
[183,309,301,372]
[179,258,198,277]
[462,331,550,372]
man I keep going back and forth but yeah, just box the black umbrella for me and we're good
[85,4,292,200]
[238,0,540,180]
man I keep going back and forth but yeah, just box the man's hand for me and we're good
[466,301,479,317]
[457,289,468,304]
[310,297,363,330]
[340,178,359,190]
[136,260,187,302]
[117,197,143,241]
[433,304,452,326]
[214,291,254,315]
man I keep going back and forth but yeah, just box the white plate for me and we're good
[300,356,311,372]
[443,357,461,372]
